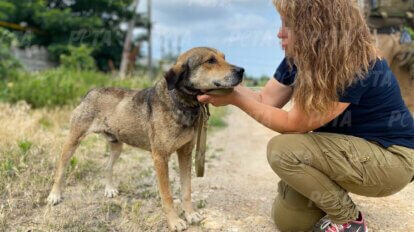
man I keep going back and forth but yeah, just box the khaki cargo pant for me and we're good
[267,132,414,232]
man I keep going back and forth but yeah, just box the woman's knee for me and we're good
[267,135,293,162]
[267,134,310,170]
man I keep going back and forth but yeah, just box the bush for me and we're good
[0,28,21,80]
[0,68,154,108]
[60,45,97,71]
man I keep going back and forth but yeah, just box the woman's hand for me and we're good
[197,88,240,107]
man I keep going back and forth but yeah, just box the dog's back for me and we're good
[71,87,153,149]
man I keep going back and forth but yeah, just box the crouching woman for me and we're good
[198,0,414,231]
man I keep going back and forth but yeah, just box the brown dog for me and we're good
[47,47,244,231]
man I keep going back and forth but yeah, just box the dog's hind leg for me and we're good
[177,143,203,225]
[47,124,87,205]
[104,142,123,198]
[152,151,187,232]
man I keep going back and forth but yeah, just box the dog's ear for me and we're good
[165,63,189,90]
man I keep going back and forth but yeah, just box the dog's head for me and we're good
[164,47,244,93]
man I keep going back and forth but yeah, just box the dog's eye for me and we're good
[207,57,217,64]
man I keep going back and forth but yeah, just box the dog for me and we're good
[375,33,414,112]
[47,47,245,231]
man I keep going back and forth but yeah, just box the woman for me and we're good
[198,0,414,231]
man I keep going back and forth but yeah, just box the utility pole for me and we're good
[147,0,154,79]
[119,0,140,79]
[177,36,182,55]
[160,36,165,58]
[168,39,173,58]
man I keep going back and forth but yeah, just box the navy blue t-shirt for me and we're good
[274,58,414,149]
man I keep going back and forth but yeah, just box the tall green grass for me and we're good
[0,68,154,108]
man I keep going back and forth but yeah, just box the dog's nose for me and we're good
[234,67,245,76]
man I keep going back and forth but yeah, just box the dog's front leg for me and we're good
[152,152,187,232]
[105,142,123,198]
[177,144,203,225]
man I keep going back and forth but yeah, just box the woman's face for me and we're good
[277,17,294,56]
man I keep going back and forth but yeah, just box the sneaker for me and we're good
[313,212,368,232]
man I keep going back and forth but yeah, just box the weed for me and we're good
[197,199,207,209]
[209,106,228,129]
[18,140,32,154]
[38,116,53,128]
[69,157,78,171]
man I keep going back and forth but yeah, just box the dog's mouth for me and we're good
[199,87,235,96]
[199,77,242,95]
[200,87,233,93]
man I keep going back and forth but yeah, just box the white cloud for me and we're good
[225,13,269,31]
[152,23,193,46]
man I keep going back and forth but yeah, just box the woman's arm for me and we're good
[232,92,350,133]
[198,90,350,133]
[236,79,293,108]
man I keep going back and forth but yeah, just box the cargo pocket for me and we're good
[340,136,375,186]
[319,134,371,186]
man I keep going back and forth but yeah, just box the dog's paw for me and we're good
[47,192,62,205]
[184,211,203,225]
[167,217,187,232]
[104,186,119,198]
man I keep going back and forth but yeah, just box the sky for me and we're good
[138,0,285,78]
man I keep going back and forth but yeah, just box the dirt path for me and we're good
[190,106,414,232]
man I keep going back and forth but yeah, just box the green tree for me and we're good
[0,28,21,80]
[0,1,14,20]
[0,0,149,71]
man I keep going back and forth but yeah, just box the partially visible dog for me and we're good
[375,33,414,112]
[47,47,244,231]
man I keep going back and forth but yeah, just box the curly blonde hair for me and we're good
[273,0,378,115]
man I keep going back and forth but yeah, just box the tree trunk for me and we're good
[119,0,140,79]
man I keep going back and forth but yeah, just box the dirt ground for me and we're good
[0,103,413,232]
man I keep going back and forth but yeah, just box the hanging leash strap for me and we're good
[194,88,233,177]
[195,103,210,177]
